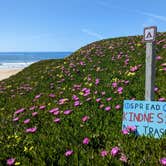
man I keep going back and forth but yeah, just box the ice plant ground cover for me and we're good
[0,33,166,165]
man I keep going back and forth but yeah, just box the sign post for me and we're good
[144,26,157,101]
[122,26,166,138]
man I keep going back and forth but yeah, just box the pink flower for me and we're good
[99,104,105,109]
[161,63,166,67]
[83,93,89,97]
[160,158,166,166]
[154,87,159,92]
[86,97,91,101]
[96,98,101,102]
[127,126,137,132]
[72,95,79,101]
[83,137,90,145]
[124,58,129,65]
[100,150,108,157]
[117,87,123,94]
[87,76,91,81]
[106,97,112,101]
[53,111,60,115]
[115,104,121,110]
[82,88,87,92]
[65,150,73,157]
[82,116,89,122]
[156,56,162,60]
[83,89,91,96]
[39,105,46,110]
[80,61,84,65]
[13,117,19,122]
[14,108,25,115]
[29,106,36,111]
[130,66,138,72]
[120,153,127,163]
[35,94,41,99]
[32,112,38,117]
[54,118,61,123]
[94,91,98,94]
[122,129,129,135]
[110,147,120,157]
[112,82,117,88]
[85,89,90,94]
[124,80,129,84]
[49,108,59,114]
[159,98,165,102]
[23,119,30,124]
[26,127,37,133]
[64,110,72,115]
[101,91,106,96]
[49,93,55,98]
[112,56,115,60]
[74,101,80,107]
[95,78,100,85]
[7,158,15,165]
[59,98,69,105]
[105,106,111,111]
[73,84,81,89]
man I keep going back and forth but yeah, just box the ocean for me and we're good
[0,52,72,69]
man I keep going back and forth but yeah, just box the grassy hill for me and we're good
[0,33,166,165]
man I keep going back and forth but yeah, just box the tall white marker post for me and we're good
[144,26,157,101]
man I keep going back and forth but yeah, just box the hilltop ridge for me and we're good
[0,33,166,165]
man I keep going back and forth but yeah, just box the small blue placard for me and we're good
[122,100,166,138]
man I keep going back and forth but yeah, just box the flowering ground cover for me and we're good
[0,33,166,165]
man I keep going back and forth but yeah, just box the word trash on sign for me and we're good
[144,26,157,42]
[122,100,166,138]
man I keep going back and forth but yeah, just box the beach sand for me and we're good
[0,69,23,81]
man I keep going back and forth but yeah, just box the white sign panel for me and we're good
[144,26,157,42]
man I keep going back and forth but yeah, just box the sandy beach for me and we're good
[0,69,23,81]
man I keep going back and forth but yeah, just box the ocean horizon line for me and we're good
[0,52,72,69]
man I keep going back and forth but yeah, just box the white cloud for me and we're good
[82,28,104,39]
[142,18,157,28]
[136,11,166,22]
[96,0,127,11]
[97,0,110,8]
[96,1,166,23]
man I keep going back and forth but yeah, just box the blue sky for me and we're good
[0,0,165,52]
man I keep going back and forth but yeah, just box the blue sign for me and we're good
[122,100,166,138]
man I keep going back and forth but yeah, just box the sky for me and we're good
[0,0,166,52]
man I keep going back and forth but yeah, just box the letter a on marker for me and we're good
[146,32,152,38]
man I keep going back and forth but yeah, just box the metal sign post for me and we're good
[144,26,157,101]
